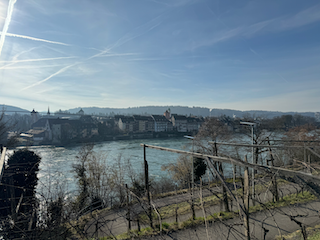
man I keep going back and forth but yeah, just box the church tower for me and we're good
[31,109,39,124]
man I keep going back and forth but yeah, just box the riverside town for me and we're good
[15,108,205,145]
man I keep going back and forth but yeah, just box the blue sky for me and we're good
[0,0,320,112]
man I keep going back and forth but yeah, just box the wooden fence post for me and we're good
[267,137,279,202]
[144,144,153,229]
[175,185,178,223]
[126,184,131,234]
[244,155,250,240]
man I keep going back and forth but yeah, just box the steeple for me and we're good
[47,107,50,115]
[164,108,171,120]
[31,109,39,124]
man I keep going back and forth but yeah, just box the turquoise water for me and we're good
[20,138,190,196]
[14,133,278,197]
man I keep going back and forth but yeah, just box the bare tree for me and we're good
[0,111,18,148]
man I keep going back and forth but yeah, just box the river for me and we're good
[16,138,191,196]
[14,133,278,197]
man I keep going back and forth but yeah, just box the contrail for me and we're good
[1,64,64,70]
[0,0,17,57]
[19,49,105,90]
[0,56,77,69]
[12,46,40,61]
[21,63,78,91]
[0,32,71,46]
[0,56,76,64]
[19,11,167,90]
[20,49,109,91]
[107,11,167,51]
[0,57,77,63]
[96,52,138,58]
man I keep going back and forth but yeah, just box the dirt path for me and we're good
[83,182,302,238]
[143,200,320,240]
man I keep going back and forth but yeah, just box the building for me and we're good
[315,112,320,122]
[171,114,188,132]
[118,116,137,132]
[30,109,39,124]
[187,117,201,132]
[30,116,98,144]
[133,115,154,132]
[152,115,172,132]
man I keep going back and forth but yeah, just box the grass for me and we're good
[276,223,320,240]
[139,178,289,221]
[249,191,316,213]
[105,191,316,240]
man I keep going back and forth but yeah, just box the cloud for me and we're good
[0,32,71,46]
[0,0,17,57]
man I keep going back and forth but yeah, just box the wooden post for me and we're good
[214,143,230,212]
[190,182,195,220]
[219,162,230,212]
[200,177,210,240]
[175,185,178,223]
[267,137,279,202]
[304,143,306,163]
[244,155,250,240]
[95,220,99,239]
[137,217,141,232]
[191,139,195,220]
[126,184,131,234]
[9,177,17,222]
[144,145,153,228]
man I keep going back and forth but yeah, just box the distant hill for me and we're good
[66,106,317,119]
[0,105,30,115]
[1,104,316,119]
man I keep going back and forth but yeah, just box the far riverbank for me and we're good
[17,131,194,147]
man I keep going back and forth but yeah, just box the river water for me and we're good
[17,138,191,196]
[14,134,278,197]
